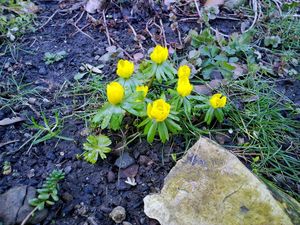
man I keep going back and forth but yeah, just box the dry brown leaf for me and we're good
[232,63,247,79]
[204,0,225,7]
[0,117,25,126]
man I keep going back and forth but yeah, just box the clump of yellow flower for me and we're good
[209,93,227,109]
[150,45,168,64]
[147,99,170,122]
[176,78,193,97]
[178,65,191,79]
[116,59,134,79]
[107,82,124,105]
[136,85,148,97]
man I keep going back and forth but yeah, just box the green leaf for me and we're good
[83,135,112,163]
[38,193,50,200]
[205,107,214,125]
[29,198,40,206]
[158,122,169,143]
[165,118,181,133]
[143,121,152,135]
[214,108,224,123]
[147,122,157,143]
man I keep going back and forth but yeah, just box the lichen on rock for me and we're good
[144,137,294,225]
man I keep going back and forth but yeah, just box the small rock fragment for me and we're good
[123,221,132,225]
[107,171,116,183]
[114,152,135,169]
[109,206,126,224]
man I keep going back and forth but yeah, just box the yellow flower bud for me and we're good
[150,45,168,64]
[178,65,191,79]
[116,59,134,79]
[147,99,171,122]
[176,78,193,97]
[136,85,149,97]
[107,82,124,105]
[209,93,227,109]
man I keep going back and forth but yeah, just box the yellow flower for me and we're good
[150,45,168,64]
[147,99,171,122]
[136,85,148,97]
[116,59,134,79]
[176,78,193,97]
[209,93,227,109]
[178,65,191,79]
[107,82,124,105]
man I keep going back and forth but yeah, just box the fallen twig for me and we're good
[159,19,167,47]
[146,19,158,45]
[127,22,145,52]
[102,10,112,46]
[0,140,19,148]
[38,2,84,30]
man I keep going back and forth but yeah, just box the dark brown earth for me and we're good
[0,1,299,225]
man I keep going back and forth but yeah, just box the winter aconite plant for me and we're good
[83,44,229,164]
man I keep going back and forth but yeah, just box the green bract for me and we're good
[83,135,112,163]
[142,60,177,83]
[138,110,181,143]
[93,91,145,130]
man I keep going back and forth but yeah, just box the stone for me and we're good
[109,206,126,224]
[0,186,26,225]
[144,137,294,225]
[114,152,135,169]
[107,171,116,183]
[16,186,48,224]
[120,164,139,178]
[38,66,47,75]
[0,186,48,225]
[224,0,246,9]
[122,222,132,225]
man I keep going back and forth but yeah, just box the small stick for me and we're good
[0,140,19,148]
[102,10,112,46]
[193,0,202,19]
[159,18,167,47]
[127,22,145,52]
[146,19,158,45]
[243,0,261,33]
[38,2,84,30]
[21,206,38,225]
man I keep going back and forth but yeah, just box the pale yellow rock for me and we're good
[144,137,293,225]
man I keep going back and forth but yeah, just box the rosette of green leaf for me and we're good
[117,75,143,92]
[141,45,176,83]
[169,89,192,117]
[192,93,227,125]
[138,98,181,143]
[83,135,111,163]
[29,170,64,210]
[93,88,145,130]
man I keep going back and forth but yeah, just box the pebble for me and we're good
[64,165,72,174]
[123,222,133,225]
[38,66,47,75]
[62,192,73,202]
[28,97,37,104]
[114,152,135,169]
[120,164,139,178]
[4,62,10,69]
[107,171,116,183]
[109,206,126,224]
